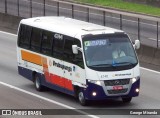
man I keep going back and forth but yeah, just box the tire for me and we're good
[78,90,88,106]
[34,74,44,91]
[122,97,132,103]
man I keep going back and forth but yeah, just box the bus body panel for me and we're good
[18,66,75,96]
[17,47,86,95]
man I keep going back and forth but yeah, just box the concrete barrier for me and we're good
[152,49,160,66]
[0,12,159,67]
[137,45,155,64]
[0,13,23,34]
[137,44,160,67]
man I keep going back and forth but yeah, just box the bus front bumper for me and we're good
[82,79,140,100]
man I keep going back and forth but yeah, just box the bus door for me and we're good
[63,38,74,92]
[63,38,86,93]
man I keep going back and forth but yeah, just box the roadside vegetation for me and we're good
[74,0,160,17]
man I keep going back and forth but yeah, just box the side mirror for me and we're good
[72,45,78,54]
[134,40,140,49]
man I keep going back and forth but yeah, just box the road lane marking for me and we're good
[0,30,17,36]
[140,67,160,74]
[0,81,99,118]
[148,38,160,41]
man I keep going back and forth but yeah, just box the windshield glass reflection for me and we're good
[83,33,138,71]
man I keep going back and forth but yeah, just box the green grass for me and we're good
[74,0,160,17]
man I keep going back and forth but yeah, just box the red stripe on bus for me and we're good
[50,74,73,91]
[64,78,74,91]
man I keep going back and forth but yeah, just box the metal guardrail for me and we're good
[0,0,159,48]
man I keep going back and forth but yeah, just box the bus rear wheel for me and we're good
[34,74,44,91]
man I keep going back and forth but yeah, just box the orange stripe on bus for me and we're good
[21,50,42,66]
[42,57,50,82]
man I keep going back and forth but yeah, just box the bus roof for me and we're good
[20,16,124,38]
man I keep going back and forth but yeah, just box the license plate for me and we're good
[113,86,123,90]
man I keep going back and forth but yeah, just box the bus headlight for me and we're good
[88,80,101,86]
[132,77,139,84]
[135,88,139,93]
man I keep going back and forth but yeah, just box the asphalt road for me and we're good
[0,30,160,118]
[0,0,159,48]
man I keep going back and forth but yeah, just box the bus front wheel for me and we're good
[78,90,88,106]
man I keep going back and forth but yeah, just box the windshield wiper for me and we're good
[89,64,113,67]
[89,62,135,67]
[113,62,134,66]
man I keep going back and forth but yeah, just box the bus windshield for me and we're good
[82,33,138,71]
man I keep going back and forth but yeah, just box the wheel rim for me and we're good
[35,76,40,89]
[79,92,85,104]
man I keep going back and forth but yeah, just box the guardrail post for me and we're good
[57,2,59,16]
[120,14,122,30]
[5,0,7,14]
[103,11,106,26]
[157,22,159,48]
[138,18,140,40]
[30,0,32,17]
[72,4,74,18]
[87,8,89,22]
[44,0,45,16]
[17,0,19,16]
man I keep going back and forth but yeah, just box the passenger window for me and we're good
[63,37,74,63]
[41,31,53,56]
[18,24,32,49]
[73,39,84,69]
[52,34,64,60]
[30,28,42,52]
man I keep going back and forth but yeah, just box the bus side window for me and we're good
[41,30,53,56]
[30,28,42,52]
[18,24,31,49]
[63,37,74,63]
[52,34,64,60]
[73,39,84,69]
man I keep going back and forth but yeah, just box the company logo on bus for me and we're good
[112,73,131,77]
[53,60,72,72]
[54,34,63,40]
[115,80,120,84]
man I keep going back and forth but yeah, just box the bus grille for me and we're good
[107,88,128,94]
[104,79,130,86]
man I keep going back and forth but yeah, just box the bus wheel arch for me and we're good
[73,86,79,98]
[32,71,37,82]
[74,86,88,106]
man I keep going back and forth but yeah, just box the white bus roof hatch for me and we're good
[82,27,106,31]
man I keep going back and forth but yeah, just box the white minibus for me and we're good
[17,16,140,105]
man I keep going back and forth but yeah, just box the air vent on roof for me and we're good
[34,19,41,22]
[82,27,106,31]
